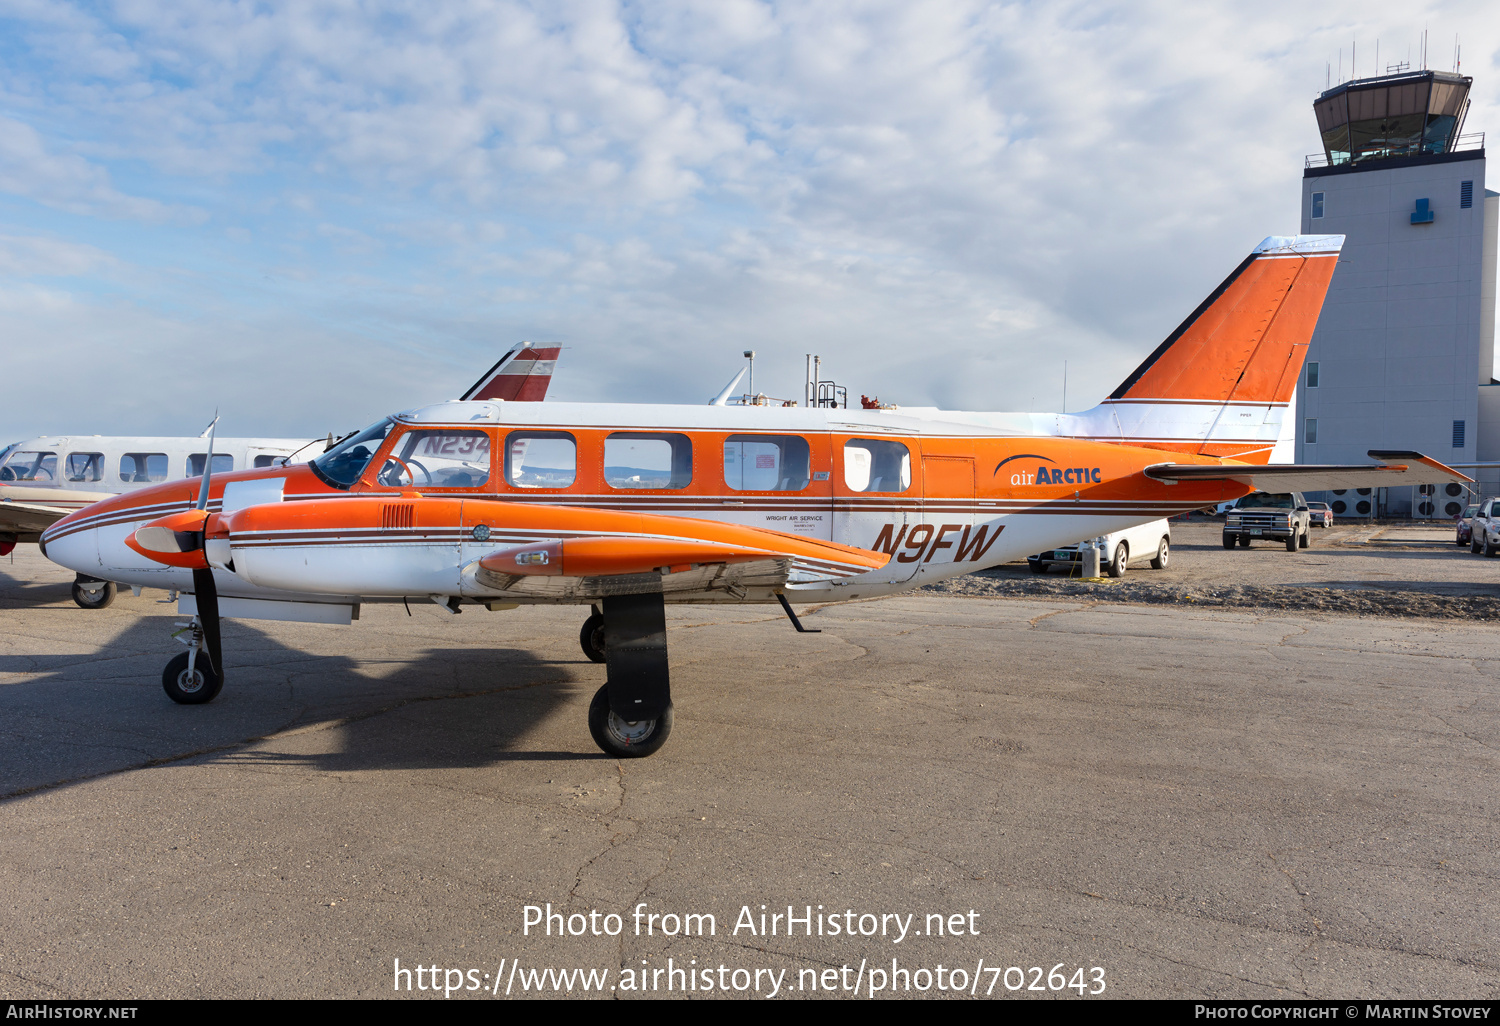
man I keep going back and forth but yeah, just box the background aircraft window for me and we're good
[0,450,57,482]
[604,433,691,489]
[506,432,576,489]
[253,455,280,469]
[120,453,168,483]
[723,434,811,491]
[187,453,234,477]
[378,429,492,488]
[843,439,912,492]
[65,452,105,483]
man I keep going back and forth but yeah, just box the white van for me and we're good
[1026,519,1172,577]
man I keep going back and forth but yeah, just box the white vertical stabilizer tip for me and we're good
[1254,235,1345,256]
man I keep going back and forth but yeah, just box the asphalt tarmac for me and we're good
[2,546,1497,1000]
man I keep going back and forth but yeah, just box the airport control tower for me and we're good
[1295,68,1498,517]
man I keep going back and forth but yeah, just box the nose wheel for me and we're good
[71,577,116,609]
[162,651,223,704]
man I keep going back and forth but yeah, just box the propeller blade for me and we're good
[197,413,218,511]
[191,567,223,678]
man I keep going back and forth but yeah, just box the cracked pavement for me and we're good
[1,546,1497,998]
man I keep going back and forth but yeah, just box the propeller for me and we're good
[192,416,224,679]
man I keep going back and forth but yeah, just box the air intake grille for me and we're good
[1461,181,1473,208]
[381,503,415,530]
[1454,420,1466,449]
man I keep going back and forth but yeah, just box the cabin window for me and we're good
[843,439,912,493]
[505,432,576,489]
[253,455,280,469]
[187,453,234,477]
[377,429,493,488]
[723,435,811,491]
[65,452,105,483]
[120,453,168,483]
[605,433,691,489]
[0,450,58,482]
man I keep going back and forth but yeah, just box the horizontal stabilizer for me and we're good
[1145,452,1472,491]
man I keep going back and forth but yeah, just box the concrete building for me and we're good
[1295,68,1498,517]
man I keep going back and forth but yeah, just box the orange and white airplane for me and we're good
[39,236,1469,757]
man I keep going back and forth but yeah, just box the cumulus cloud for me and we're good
[0,0,1495,439]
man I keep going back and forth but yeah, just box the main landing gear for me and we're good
[583,594,673,758]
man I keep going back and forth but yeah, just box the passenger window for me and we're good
[723,435,811,491]
[187,453,234,477]
[843,439,912,493]
[0,450,58,482]
[505,432,576,489]
[65,453,105,483]
[120,453,168,483]
[605,433,691,489]
[377,430,493,488]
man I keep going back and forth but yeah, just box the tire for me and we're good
[1028,560,1048,574]
[71,581,116,609]
[579,613,606,664]
[1298,528,1310,549]
[1285,533,1298,552]
[1222,534,1236,550]
[1472,535,1482,554]
[1487,536,1497,559]
[587,684,672,758]
[1106,542,1128,578]
[1238,534,1252,548]
[162,651,223,705]
[1150,537,1170,570]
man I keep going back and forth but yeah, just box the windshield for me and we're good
[309,419,393,488]
[1234,492,1295,510]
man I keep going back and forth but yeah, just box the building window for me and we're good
[1305,419,1318,444]
[1311,192,1324,219]
[1453,420,1466,448]
[1461,181,1474,209]
[1306,362,1319,388]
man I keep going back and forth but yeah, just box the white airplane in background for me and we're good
[2,343,562,607]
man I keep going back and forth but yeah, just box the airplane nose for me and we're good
[42,525,99,575]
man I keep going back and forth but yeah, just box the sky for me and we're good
[1,0,1498,441]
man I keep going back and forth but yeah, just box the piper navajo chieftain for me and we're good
[3,343,560,606]
[41,236,1471,757]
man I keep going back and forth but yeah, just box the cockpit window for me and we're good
[376,429,492,489]
[0,450,58,482]
[310,419,394,489]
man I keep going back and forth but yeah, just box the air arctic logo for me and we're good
[995,453,1103,486]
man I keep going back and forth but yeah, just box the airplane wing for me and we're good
[206,497,890,603]
[460,344,561,402]
[1144,450,1472,491]
[0,485,116,539]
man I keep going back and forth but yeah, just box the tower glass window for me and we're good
[1311,193,1324,219]
[1306,362,1319,387]
[1305,419,1318,444]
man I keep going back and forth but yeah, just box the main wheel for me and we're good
[1238,534,1252,548]
[71,581,116,609]
[579,612,606,663]
[162,651,223,705]
[588,684,671,758]
[1222,535,1236,549]
[1106,542,1128,578]
[1150,538,1170,570]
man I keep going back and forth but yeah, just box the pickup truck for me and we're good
[1222,492,1312,552]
